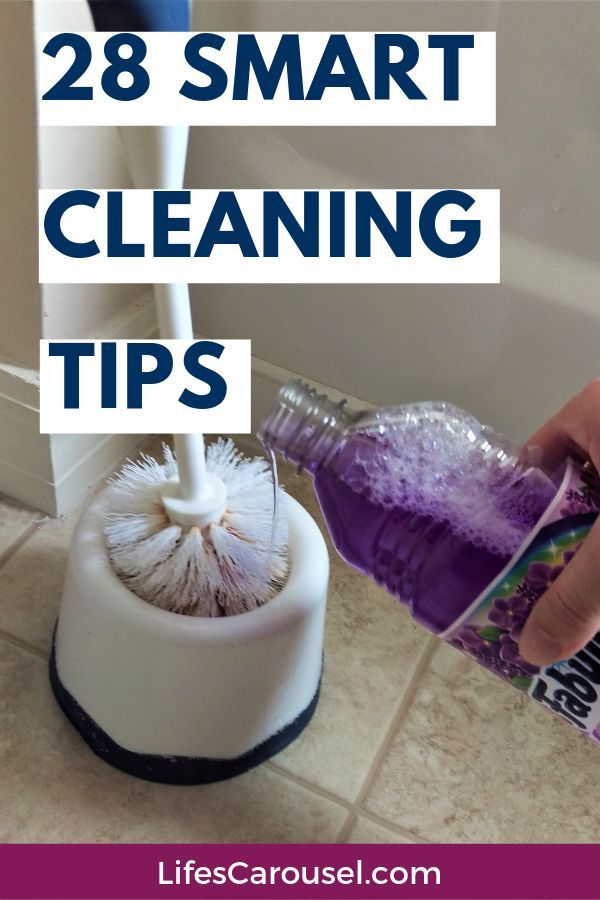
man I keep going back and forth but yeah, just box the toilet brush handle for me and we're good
[117,125,211,508]
[154,281,194,338]
[153,281,208,501]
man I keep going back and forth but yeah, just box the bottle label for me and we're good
[443,460,600,738]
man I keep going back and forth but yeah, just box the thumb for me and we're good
[519,520,600,665]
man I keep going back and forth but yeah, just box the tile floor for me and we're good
[1,436,599,843]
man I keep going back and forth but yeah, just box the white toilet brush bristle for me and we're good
[104,439,288,617]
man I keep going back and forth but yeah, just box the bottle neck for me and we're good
[257,381,354,473]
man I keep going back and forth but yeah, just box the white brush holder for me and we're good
[50,488,328,784]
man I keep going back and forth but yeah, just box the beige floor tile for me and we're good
[0,517,75,653]
[271,462,430,803]
[347,816,413,844]
[0,494,42,556]
[365,642,600,842]
[0,640,347,843]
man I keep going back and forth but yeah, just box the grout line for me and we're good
[335,816,353,844]
[353,810,434,844]
[336,636,438,843]
[0,520,47,571]
[335,808,356,844]
[353,636,438,807]
[0,628,47,661]
[265,638,439,844]
[265,762,352,810]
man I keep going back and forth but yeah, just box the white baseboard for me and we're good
[249,354,373,433]
[0,355,55,513]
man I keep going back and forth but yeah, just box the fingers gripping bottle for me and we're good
[258,382,600,743]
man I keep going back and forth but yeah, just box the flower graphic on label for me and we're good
[450,624,540,687]
[523,561,563,593]
[498,633,539,676]
[489,593,532,640]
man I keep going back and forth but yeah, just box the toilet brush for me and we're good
[88,1,288,617]
[48,0,325,784]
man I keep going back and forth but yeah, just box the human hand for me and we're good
[519,380,600,665]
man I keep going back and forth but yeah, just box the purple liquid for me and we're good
[310,434,555,634]
[258,387,559,635]
[314,469,510,632]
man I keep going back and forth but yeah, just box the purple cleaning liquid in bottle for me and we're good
[258,381,600,743]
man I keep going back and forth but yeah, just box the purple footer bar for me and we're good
[1,844,598,900]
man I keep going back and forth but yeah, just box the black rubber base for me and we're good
[49,635,320,785]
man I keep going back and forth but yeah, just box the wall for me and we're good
[188,0,600,441]
[0,0,40,369]
[35,0,147,338]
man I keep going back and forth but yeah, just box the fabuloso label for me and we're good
[443,461,600,740]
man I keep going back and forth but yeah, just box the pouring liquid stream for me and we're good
[265,446,280,582]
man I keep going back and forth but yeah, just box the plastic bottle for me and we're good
[258,381,600,742]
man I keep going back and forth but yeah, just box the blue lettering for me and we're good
[329,191,346,257]
[180,33,228,101]
[107,192,144,257]
[195,191,259,257]
[263,191,319,257]
[49,342,95,409]
[374,35,425,100]
[419,190,480,258]
[127,343,173,409]
[180,341,227,409]
[306,35,369,100]
[233,34,303,100]
[355,191,411,257]
[428,35,475,101]
[153,191,191,257]
[44,190,99,259]
[101,342,117,408]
